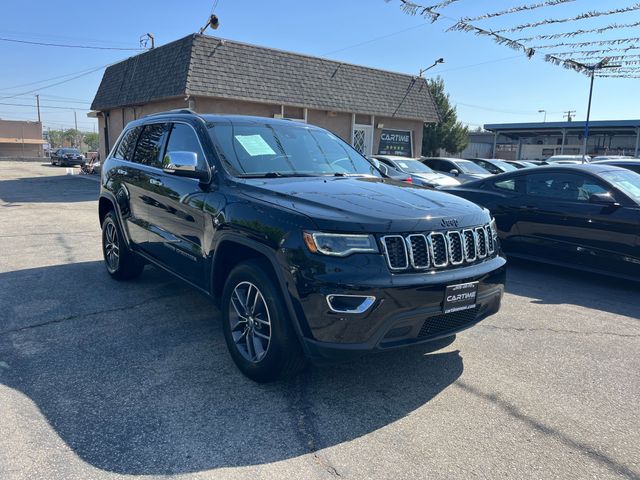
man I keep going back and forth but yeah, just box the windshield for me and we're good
[600,169,640,204]
[390,159,434,174]
[494,160,518,172]
[457,160,490,174]
[62,149,80,154]
[208,123,381,178]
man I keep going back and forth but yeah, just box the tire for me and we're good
[221,259,307,382]
[101,211,145,280]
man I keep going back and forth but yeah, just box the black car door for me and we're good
[143,122,210,287]
[517,171,637,270]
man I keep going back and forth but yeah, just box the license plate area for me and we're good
[443,282,478,313]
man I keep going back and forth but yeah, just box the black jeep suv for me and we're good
[99,110,506,382]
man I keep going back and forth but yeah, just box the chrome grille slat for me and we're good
[462,229,477,262]
[381,235,409,270]
[380,222,496,272]
[429,232,448,268]
[475,227,488,258]
[447,231,464,265]
[406,234,430,269]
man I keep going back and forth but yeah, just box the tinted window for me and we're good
[494,178,517,191]
[525,173,607,202]
[132,124,167,167]
[600,169,640,203]
[165,123,206,168]
[114,127,141,160]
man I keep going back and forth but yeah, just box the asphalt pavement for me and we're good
[0,161,638,480]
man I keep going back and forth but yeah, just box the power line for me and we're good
[428,55,522,74]
[0,101,91,111]
[322,23,429,55]
[0,37,144,51]
[0,63,114,101]
[0,63,111,91]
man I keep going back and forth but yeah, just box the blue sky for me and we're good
[1,0,639,132]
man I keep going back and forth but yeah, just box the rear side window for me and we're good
[165,123,206,168]
[494,179,517,191]
[132,123,168,167]
[113,127,141,160]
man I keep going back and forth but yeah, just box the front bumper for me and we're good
[293,255,506,362]
[61,157,84,165]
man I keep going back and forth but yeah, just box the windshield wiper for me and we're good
[238,172,319,178]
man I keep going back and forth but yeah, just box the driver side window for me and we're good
[165,123,206,169]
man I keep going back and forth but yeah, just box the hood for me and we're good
[236,176,490,233]
[413,173,461,186]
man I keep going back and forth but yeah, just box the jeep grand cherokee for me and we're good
[98,110,506,382]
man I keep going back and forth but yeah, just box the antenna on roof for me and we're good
[199,14,220,34]
[140,33,154,49]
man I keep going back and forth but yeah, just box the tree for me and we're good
[83,132,99,151]
[422,77,469,156]
[48,130,64,148]
[63,129,81,147]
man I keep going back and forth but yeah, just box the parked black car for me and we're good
[421,157,492,183]
[50,148,85,167]
[99,110,506,382]
[591,158,640,174]
[445,164,640,280]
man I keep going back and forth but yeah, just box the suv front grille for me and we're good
[382,223,495,272]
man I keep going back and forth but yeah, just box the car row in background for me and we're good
[371,155,461,187]
[444,164,640,280]
[50,148,85,167]
[468,158,519,174]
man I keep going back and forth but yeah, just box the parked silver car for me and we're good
[372,155,461,187]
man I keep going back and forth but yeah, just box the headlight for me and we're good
[303,231,379,257]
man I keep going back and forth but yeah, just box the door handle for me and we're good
[149,178,163,187]
[116,169,127,175]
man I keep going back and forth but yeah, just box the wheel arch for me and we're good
[211,234,311,345]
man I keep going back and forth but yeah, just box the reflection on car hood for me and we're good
[238,176,489,233]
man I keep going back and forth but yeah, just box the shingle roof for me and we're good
[91,34,439,122]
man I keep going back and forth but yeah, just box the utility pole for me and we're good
[563,110,576,122]
[538,109,547,123]
[74,110,78,131]
[35,94,41,123]
[579,58,620,163]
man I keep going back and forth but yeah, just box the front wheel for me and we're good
[221,260,306,382]
[101,211,145,280]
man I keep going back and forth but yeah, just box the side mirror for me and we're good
[589,192,618,206]
[162,151,208,180]
[450,169,460,177]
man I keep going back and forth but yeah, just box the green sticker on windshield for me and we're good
[235,134,276,156]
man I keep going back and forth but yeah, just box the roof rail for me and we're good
[145,108,197,117]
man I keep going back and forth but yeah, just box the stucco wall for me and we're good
[96,97,427,159]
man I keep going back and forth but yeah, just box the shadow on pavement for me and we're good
[0,261,463,475]
[0,174,97,204]
[506,257,640,319]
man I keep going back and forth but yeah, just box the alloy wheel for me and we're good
[104,221,120,271]
[228,281,272,363]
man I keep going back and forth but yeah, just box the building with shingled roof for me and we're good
[90,34,439,159]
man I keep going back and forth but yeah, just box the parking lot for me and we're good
[0,161,638,479]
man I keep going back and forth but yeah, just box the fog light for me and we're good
[326,294,376,314]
